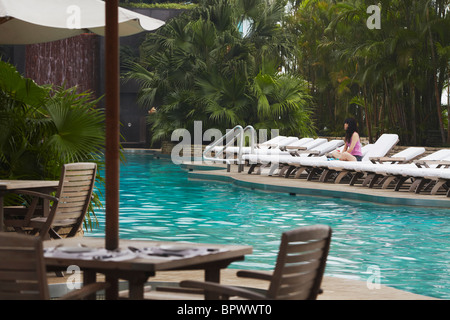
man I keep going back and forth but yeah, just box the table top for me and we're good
[44,237,252,273]
[0,180,59,191]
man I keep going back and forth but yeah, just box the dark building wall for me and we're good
[25,33,99,96]
[119,80,149,147]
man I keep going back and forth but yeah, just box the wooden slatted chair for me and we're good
[0,232,108,300]
[179,225,332,300]
[4,162,97,240]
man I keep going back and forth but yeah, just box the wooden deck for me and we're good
[47,269,437,300]
[184,161,450,208]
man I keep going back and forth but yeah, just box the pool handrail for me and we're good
[203,125,256,172]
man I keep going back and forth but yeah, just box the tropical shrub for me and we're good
[125,0,316,144]
[287,0,450,145]
[0,60,105,229]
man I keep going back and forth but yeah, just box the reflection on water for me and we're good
[88,151,450,299]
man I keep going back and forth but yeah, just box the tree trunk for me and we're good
[427,7,446,144]
[447,77,450,143]
[363,87,372,143]
[411,83,417,145]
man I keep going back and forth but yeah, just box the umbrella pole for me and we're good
[104,0,120,300]
[105,0,120,252]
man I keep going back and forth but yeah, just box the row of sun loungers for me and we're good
[216,133,450,197]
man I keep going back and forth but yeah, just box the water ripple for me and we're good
[89,152,450,299]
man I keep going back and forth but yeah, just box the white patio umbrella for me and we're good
[0,0,165,44]
[0,0,165,257]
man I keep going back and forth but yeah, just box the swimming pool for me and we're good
[88,150,450,299]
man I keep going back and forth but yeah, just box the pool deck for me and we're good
[47,269,437,300]
[182,161,450,208]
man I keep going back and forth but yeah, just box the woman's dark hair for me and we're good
[344,118,358,143]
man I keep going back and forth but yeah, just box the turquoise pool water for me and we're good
[88,151,450,299]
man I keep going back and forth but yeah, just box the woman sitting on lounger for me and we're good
[331,118,363,161]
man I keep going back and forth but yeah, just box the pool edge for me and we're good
[185,166,450,209]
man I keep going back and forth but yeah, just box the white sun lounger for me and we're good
[281,143,374,179]
[285,135,396,181]
[251,138,314,155]
[342,147,426,187]
[378,149,450,192]
[315,133,400,183]
[245,138,328,174]
[243,137,321,163]
[271,140,345,177]
[236,136,302,157]
[210,135,291,155]
[420,167,450,196]
[401,166,450,194]
[266,139,345,176]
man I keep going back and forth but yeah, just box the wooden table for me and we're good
[44,237,252,299]
[0,180,59,231]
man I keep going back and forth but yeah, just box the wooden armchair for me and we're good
[179,225,332,300]
[4,162,97,240]
[0,232,108,300]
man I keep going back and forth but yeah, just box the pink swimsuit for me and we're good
[347,138,362,156]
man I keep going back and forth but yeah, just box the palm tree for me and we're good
[288,0,450,145]
[0,60,105,229]
[125,0,316,143]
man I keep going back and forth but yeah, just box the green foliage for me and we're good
[287,0,450,145]
[119,1,198,10]
[124,0,316,143]
[125,0,450,145]
[0,61,105,229]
